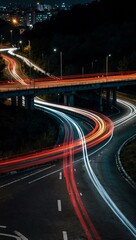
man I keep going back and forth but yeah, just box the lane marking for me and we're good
[57,200,62,212]
[29,168,61,184]
[62,231,68,240]
[59,172,62,180]
[14,230,28,240]
[0,165,56,189]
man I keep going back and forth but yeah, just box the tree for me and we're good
[0,55,6,74]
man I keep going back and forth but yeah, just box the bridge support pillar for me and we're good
[11,97,17,107]
[112,88,117,105]
[69,94,74,106]
[99,88,103,112]
[64,92,75,106]
[64,94,68,105]
[106,89,110,107]
[25,95,34,110]
[17,96,23,107]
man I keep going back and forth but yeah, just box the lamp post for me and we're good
[91,61,94,73]
[19,40,23,51]
[28,40,31,58]
[60,51,62,79]
[82,65,84,77]
[106,54,111,78]
[91,59,97,73]
[53,48,63,79]
[28,40,32,80]
[1,35,3,46]
[10,30,13,45]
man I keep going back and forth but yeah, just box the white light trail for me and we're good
[8,48,47,75]
[35,99,136,238]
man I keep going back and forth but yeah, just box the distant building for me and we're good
[0,6,6,12]
[26,11,36,26]
[35,11,48,23]
[0,2,70,28]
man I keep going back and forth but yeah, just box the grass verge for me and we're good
[120,139,136,183]
[0,103,59,158]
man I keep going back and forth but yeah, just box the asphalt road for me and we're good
[0,97,136,240]
[0,50,136,240]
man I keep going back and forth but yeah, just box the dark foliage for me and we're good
[21,0,136,76]
[0,55,6,75]
[0,18,20,45]
[0,104,59,157]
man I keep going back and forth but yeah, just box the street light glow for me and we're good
[106,54,111,78]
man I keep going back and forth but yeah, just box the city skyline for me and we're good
[0,0,93,6]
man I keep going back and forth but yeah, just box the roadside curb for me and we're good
[116,134,136,190]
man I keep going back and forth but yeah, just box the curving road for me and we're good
[0,98,136,240]
[0,53,136,240]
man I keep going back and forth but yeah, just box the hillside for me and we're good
[22,0,136,76]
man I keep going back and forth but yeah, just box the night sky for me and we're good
[0,0,93,6]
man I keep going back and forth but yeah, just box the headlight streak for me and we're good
[0,97,135,238]
[0,102,113,172]
[1,49,135,237]
[8,49,47,75]
[114,99,136,127]
[38,104,102,240]
[83,99,136,238]
[35,99,136,238]
[2,55,27,86]
[0,99,112,240]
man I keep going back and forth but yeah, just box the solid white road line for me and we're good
[0,165,56,189]
[29,169,61,184]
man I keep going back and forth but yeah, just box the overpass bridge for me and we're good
[0,73,136,111]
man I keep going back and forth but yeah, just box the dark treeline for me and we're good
[22,0,136,76]
[0,18,20,44]
[1,0,136,76]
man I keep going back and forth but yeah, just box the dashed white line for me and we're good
[62,231,68,240]
[59,172,62,180]
[57,199,62,212]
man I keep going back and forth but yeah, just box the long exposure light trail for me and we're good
[7,49,47,76]
[114,99,136,127]
[0,100,113,173]
[35,102,102,240]
[0,49,135,239]
[35,99,136,238]
[2,55,27,86]
[0,98,113,239]
[82,99,136,238]
[0,97,135,238]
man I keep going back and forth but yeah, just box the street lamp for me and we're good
[28,40,32,80]
[106,54,111,78]
[1,35,3,46]
[91,59,97,73]
[82,65,84,77]
[19,40,23,51]
[53,48,63,79]
[28,40,31,58]
[10,30,13,45]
